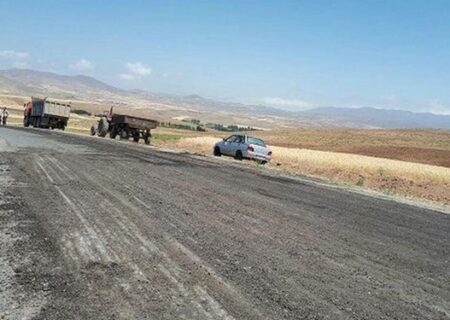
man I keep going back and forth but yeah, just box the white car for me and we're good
[213,134,272,164]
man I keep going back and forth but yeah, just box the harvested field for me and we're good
[255,129,450,168]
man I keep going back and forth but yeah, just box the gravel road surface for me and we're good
[0,127,449,320]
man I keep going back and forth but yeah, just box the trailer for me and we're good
[91,109,158,145]
[24,97,71,130]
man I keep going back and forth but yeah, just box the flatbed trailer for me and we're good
[91,110,158,145]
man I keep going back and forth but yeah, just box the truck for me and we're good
[24,97,71,130]
[91,108,158,145]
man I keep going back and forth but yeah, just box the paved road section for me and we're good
[0,127,449,320]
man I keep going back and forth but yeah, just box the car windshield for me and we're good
[247,137,266,147]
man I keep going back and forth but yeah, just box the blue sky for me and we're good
[0,0,449,114]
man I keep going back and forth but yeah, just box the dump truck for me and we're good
[24,97,71,130]
[91,108,158,145]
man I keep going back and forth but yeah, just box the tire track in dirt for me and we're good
[66,148,450,319]
[62,155,262,320]
[86,151,449,318]
[32,152,242,319]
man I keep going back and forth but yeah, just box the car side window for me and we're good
[226,135,237,142]
[236,136,244,144]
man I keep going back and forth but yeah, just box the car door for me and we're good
[222,135,237,155]
[229,135,244,156]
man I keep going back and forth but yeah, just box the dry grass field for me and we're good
[255,128,450,168]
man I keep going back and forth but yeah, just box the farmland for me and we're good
[255,128,450,168]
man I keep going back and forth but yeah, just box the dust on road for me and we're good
[1,127,449,319]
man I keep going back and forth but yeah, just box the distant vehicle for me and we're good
[24,97,71,130]
[214,134,272,164]
[91,108,158,145]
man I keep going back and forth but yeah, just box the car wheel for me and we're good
[235,150,243,161]
[214,146,221,156]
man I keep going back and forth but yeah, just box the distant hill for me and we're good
[298,107,450,129]
[0,69,125,100]
[0,68,449,129]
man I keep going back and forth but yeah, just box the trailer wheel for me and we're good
[132,130,140,143]
[110,126,118,139]
[120,128,129,140]
[143,130,151,145]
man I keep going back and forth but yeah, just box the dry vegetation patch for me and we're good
[256,129,450,167]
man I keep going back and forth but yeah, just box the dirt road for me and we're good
[0,127,449,320]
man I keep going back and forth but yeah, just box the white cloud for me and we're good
[69,58,94,71]
[262,97,311,110]
[13,61,28,69]
[120,73,136,80]
[380,95,399,106]
[428,99,450,115]
[120,62,152,80]
[0,50,29,59]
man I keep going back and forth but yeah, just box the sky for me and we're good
[0,0,449,114]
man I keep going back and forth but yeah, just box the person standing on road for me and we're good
[1,107,9,126]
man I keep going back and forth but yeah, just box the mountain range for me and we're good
[1,68,449,129]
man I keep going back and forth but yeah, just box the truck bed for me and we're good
[31,99,71,118]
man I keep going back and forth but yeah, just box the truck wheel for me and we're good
[24,117,30,127]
